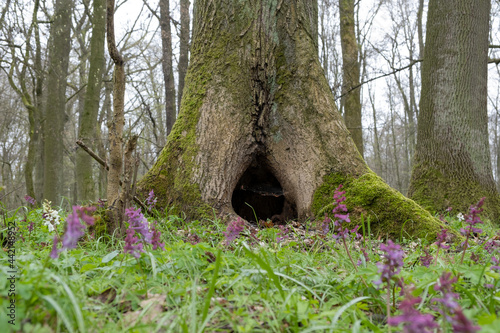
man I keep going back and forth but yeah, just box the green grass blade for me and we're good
[329,296,370,332]
[41,295,75,333]
[201,248,222,323]
[50,274,85,333]
[147,251,158,278]
[274,272,320,300]
[242,242,285,299]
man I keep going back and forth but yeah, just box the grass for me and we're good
[1,200,500,332]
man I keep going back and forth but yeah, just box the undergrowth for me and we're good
[0,191,499,332]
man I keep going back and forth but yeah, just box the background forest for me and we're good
[2,0,500,209]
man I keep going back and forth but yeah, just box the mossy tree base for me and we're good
[408,163,500,219]
[138,0,446,239]
[313,172,447,240]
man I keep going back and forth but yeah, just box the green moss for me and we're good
[408,162,500,221]
[312,171,451,241]
[137,26,242,220]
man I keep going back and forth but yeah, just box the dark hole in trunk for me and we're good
[231,158,297,224]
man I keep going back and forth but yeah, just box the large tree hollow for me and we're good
[231,158,297,223]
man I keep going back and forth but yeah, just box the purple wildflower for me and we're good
[27,221,35,234]
[50,235,59,259]
[145,190,157,211]
[485,283,495,289]
[388,294,438,333]
[420,247,433,268]
[151,222,165,250]
[332,185,350,222]
[432,271,478,331]
[374,240,405,286]
[123,228,144,258]
[276,225,290,243]
[321,214,331,235]
[61,206,95,251]
[97,198,106,208]
[125,207,152,243]
[24,195,36,205]
[451,310,480,333]
[484,235,500,254]
[460,197,485,264]
[460,197,485,237]
[329,185,359,241]
[361,247,370,263]
[223,218,245,243]
[491,256,500,272]
[433,272,459,310]
[435,227,450,250]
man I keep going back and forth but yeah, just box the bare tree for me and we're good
[43,0,74,203]
[159,0,176,136]
[76,0,106,201]
[340,0,363,157]
[177,0,190,111]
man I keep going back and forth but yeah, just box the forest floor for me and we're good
[1,196,500,332]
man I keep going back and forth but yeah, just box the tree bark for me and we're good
[177,0,190,112]
[339,0,363,157]
[43,0,74,203]
[106,0,126,234]
[76,0,106,202]
[159,0,176,136]
[139,0,445,239]
[408,0,499,217]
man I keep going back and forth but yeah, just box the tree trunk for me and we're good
[106,0,126,234]
[43,0,74,203]
[139,0,444,239]
[408,0,499,217]
[339,0,363,158]
[177,0,190,112]
[159,0,176,135]
[368,88,382,175]
[76,0,106,202]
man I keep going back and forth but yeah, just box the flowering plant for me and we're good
[223,217,246,244]
[51,206,95,259]
[42,200,61,232]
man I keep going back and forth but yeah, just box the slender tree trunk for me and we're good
[177,0,190,111]
[339,0,363,157]
[407,54,417,152]
[106,0,126,234]
[5,0,43,200]
[408,0,499,217]
[369,89,382,175]
[33,13,44,202]
[76,0,106,201]
[417,0,425,59]
[139,0,445,239]
[43,0,74,203]
[389,88,402,191]
[496,113,500,191]
[159,0,176,136]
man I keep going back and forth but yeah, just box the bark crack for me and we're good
[250,1,278,145]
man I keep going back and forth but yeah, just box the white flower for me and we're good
[44,221,55,232]
[457,213,464,221]
[42,200,61,232]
